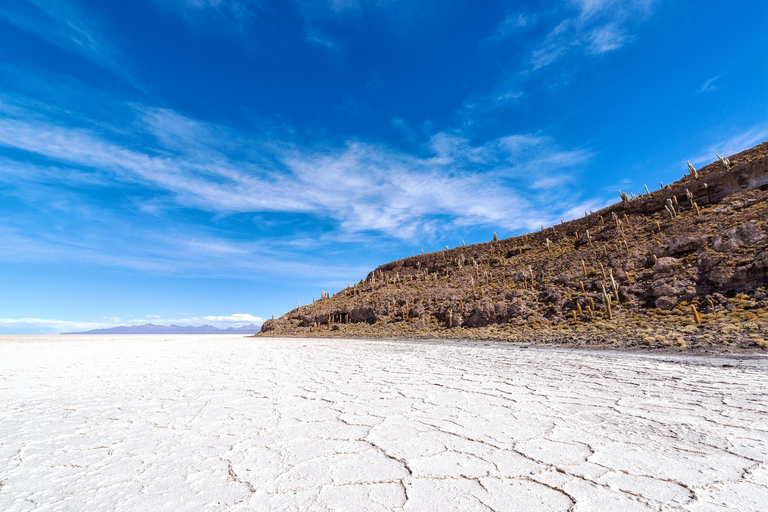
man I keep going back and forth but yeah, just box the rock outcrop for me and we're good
[259,143,768,351]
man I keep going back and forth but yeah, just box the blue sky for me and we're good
[0,0,766,334]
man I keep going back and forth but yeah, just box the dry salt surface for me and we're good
[1,336,767,512]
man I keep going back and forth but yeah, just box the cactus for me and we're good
[691,304,702,325]
[602,285,613,320]
[609,269,619,300]
[716,153,731,169]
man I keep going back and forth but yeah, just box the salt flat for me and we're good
[0,336,766,511]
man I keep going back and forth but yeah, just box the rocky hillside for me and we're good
[260,143,768,351]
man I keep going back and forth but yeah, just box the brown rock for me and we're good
[653,257,680,274]
[655,296,678,310]
[668,236,706,255]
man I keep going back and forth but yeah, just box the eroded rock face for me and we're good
[349,307,378,324]
[449,313,464,328]
[408,302,425,319]
[714,221,767,250]
[260,319,277,332]
[465,301,497,328]
[651,280,684,299]
[708,267,735,288]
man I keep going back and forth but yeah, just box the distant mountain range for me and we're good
[62,323,262,335]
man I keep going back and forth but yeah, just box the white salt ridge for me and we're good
[0,335,766,511]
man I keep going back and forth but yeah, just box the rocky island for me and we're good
[260,143,768,351]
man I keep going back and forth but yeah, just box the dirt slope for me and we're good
[260,143,768,351]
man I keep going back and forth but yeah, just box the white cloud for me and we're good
[698,75,722,93]
[0,0,127,78]
[0,105,594,244]
[524,0,656,71]
[587,23,633,54]
[154,0,259,28]
[199,313,264,323]
[461,89,525,118]
[688,122,768,167]
[305,31,341,49]
[530,175,572,190]
[484,11,538,44]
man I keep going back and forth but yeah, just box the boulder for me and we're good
[668,236,706,255]
[655,296,678,310]
[653,257,680,274]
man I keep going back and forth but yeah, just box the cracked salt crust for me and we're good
[0,335,767,511]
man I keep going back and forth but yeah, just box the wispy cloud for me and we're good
[587,22,634,54]
[460,89,525,119]
[524,0,656,71]
[152,0,380,45]
[0,101,594,245]
[688,122,768,166]
[153,0,260,33]
[470,0,657,120]
[698,74,722,93]
[483,11,538,45]
[305,31,341,49]
[0,0,127,77]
